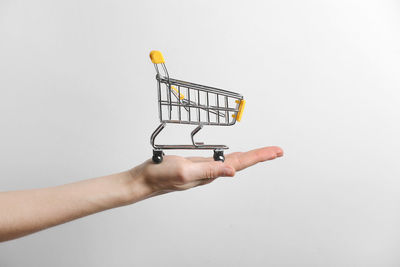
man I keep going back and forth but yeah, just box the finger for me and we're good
[188,161,235,181]
[225,146,284,171]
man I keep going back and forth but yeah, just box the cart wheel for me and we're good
[152,150,164,164]
[213,150,225,162]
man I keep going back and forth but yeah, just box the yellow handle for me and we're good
[150,50,165,64]
[232,99,245,122]
[171,86,185,100]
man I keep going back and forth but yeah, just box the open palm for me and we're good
[130,146,284,195]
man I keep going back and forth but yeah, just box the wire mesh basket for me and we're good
[149,50,245,163]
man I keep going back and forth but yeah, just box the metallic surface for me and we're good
[151,62,243,151]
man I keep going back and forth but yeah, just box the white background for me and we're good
[1,0,400,266]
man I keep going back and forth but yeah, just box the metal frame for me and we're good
[151,62,243,152]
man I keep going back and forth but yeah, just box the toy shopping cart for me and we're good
[149,50,245,163]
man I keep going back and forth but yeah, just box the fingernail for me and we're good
[223,167,234,177]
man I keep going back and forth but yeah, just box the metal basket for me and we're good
[149,51,245,163]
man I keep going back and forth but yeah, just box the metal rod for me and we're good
[159,119,235,126]
[154,64,160,75]
[157,76,243,98]
[157,81,162,121]
[159,101,236,112]
[155,144,228,150]
[150,123,166,149]
[167,84,172,120]
[197,89,200,123]
[206,92,210,123]
[161,63,169,80]
[216,94,220,124]
[178,86,181,122]
[191,124,203,146]
[187,87,191,122]
[225,96,229,125]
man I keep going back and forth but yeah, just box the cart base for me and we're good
[153,144,228,150]
[151,123,228,163]
[152,147,226,164]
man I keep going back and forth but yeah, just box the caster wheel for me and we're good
[152,150,164,164]
[213,150,225,162]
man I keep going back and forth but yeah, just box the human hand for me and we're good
[128,146,284,199]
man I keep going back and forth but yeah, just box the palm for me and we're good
[134,147,283,194]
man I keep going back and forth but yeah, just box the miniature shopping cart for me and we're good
[149,50,245,163]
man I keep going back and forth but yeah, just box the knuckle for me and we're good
[205,169,214,179]
[176,165,188,182]
[205,164,219,179]
[263,150,277,160]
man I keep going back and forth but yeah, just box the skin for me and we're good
[0,146,283,242]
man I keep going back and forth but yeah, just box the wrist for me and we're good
[122,167,158,205]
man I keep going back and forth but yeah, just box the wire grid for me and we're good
[156,77,242,126]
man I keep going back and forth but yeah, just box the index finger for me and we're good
[225,146,283,171]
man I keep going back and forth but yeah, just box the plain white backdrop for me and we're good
[1,0,400,266]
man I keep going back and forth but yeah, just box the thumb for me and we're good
[190,161,236,180]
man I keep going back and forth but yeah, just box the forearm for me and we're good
[0,170,152,242]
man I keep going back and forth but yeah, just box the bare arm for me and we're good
[0,146,283,242]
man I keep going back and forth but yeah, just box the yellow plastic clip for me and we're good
[171,86,185,100]
[149,50,165,64]
[232,99,246,122]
